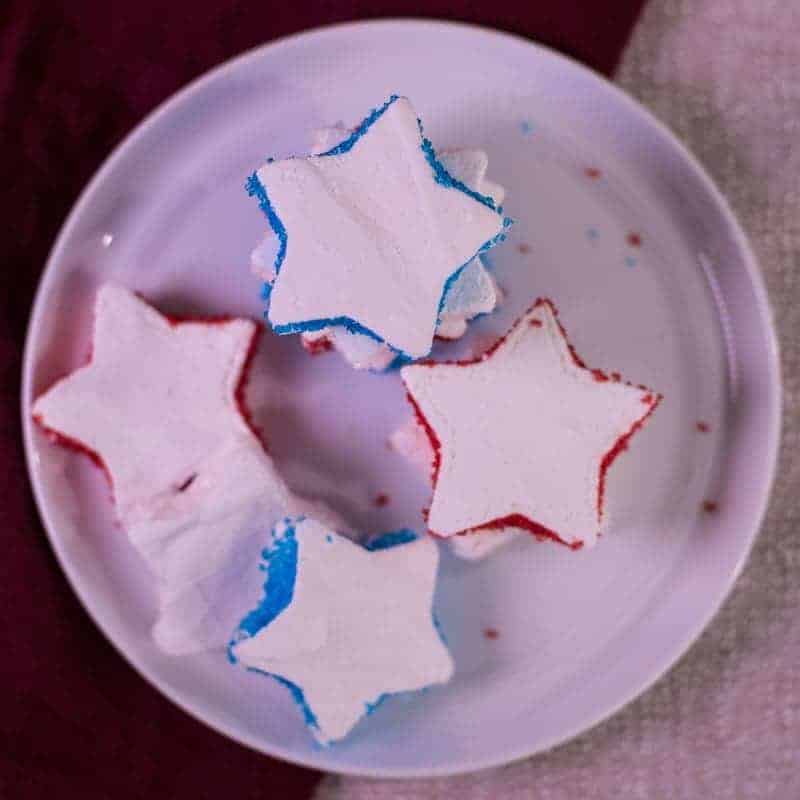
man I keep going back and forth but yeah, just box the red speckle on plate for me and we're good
[702,500,718,514]
[484,628,500,640]
[627,232,642,247]
[696,421,711,433]
[584,166,602,179]
[517,242,531,254]
[374,493,390,507]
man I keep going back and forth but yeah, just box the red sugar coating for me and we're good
[404,297,662,547]
[374,493,390,507]
[584,167,602,179]
[233,324,267,448]
[163,312,239,327]
[434,331,463,342]
[627,232,642,247]
[517,243,532,254]
[597,393,662,520]
[406,392,442,485]
[703,500,718,514]
[32,413,112,487]
[467,334,502,359]
[416,299,554,371]
[469,514,583,549]
[302,335,333,355]
[484,628,500,640]
[539,299,589,370]
[32,294,267,505]
[696,421,711,433]
[529,319,543,328]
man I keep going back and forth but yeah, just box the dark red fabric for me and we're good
[0,2,645,798]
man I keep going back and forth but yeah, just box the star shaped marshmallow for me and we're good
[247,95,509,361]
[32,285,261,522]
[400,299,662,549]
[229,517,453,745]
[251,123,507,369]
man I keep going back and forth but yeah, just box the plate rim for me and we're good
[21,18,782,779]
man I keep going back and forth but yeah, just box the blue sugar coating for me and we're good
[319,95,400,156]
[418,131,498,212]
[437,261,469,315]
[230,520,298,644]
[228,518,322,736]
[247,94,512,365]
[365,529,418,551]
[384,352,414,372]
[274,675,318,729]
[436,221,511,321]
[238,667,319,731]
[272,314,384,343]
[364,694,389,717]
[246,172,288,276]
[432,611,449,647]
[418,118,513,322]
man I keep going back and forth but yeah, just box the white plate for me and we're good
[22,20,780,778]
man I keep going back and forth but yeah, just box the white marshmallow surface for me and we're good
[389,418,523,561]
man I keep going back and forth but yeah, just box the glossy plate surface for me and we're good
[22,20,780,777]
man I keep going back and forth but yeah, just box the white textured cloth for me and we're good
[316,1,800,796]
